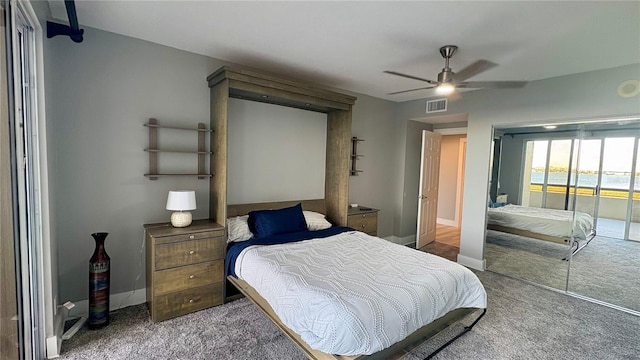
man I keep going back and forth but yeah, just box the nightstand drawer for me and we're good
[348,214,378,235]
[153,283,223,322]
[154,261,223,296]
[155,238,224,270]
[154,229,225,245]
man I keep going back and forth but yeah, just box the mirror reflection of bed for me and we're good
[486,120,640,313]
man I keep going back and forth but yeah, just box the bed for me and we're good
[225,200,487,359]
[486,204,596,256]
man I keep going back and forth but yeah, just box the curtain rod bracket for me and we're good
[46,0,84,43]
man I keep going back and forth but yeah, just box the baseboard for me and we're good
[384,235,416,246]
[68,288,147,319]
[436,218,457,227]
[457,254,486,271]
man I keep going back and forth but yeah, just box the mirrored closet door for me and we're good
[486,120,640,314]
[567,122,640,312]
[485,128,572,291]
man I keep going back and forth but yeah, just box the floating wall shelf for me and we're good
[351,137,364,176]
[144,118,213,180]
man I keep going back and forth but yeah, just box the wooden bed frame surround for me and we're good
[227,200,485,360]
[486,224,596,257]
[208,67,484,359]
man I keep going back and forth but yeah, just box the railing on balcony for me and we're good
[527,183,640,222]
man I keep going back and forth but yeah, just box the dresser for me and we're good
[347,206,379,236]
[145,219,225,322]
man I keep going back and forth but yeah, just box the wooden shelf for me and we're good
[143,123,213,132]
[145,118,211,180]
[144,149,213,155]
[351,137,364,176]
[145,173,212,180]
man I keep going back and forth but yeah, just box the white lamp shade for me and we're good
[166,191,197,211]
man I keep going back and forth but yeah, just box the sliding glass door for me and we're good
[524,139,574,210]
[594,138,636,238]
[0,2,20,359]
[525,133,640,241]
[570,139,601,219]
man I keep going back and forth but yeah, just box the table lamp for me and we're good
[166,190,196,227]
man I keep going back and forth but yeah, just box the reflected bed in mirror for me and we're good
[487,204,596,258]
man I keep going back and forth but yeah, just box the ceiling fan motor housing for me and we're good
[438,45,458,83]
[438,69,455,83]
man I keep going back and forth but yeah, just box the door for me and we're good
[416,130,442,248]
[456,138,467,226]
[8,5,45,358]
[570,139,601,218]
[596,137,636,238]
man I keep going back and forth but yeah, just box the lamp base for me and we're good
[170,211,192,227]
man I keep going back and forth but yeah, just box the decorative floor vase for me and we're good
[89,232,110,329]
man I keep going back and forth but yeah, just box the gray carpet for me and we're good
[486,230,640,312]
[60,271,640,360]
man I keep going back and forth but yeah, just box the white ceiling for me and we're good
[47,1,640,102]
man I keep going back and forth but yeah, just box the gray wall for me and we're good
[227,98,327,204]
[349,93,398,237]
[44,26,224,303]
[497,135,525,204]
[44,26,398,304]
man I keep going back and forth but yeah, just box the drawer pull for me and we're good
[189,250,195,255]
[189,299,194,303]
[189,235,195,239]
[361,225,366,229]
[189,275,195,279]
[362,215,366,218]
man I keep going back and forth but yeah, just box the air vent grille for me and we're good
[426,98,447,113]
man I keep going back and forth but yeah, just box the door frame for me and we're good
[455,137,467,227]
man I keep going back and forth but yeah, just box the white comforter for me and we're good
[487,204,593,239]
[235,230,487,356]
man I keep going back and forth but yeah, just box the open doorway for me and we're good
[434,134,466,248]
[414,111,468,261]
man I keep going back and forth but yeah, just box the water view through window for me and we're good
[525,136,640,240]
[530,138,639,191]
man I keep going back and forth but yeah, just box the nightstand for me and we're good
[144,219,225,322]
[347,206,379,236]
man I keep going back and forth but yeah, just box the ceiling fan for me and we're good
[385,45,527,96]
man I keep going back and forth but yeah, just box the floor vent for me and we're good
[426,98,447,113]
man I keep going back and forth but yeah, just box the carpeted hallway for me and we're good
[59,270,640,360]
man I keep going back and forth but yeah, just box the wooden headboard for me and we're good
[227,199,326,217]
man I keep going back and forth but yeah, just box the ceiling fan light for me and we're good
[436,83,455,95]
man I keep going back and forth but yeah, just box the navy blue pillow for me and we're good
[248,203,308,238]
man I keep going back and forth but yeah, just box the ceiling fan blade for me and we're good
[384,71,438,84]
[458,81,528,89]
[453,60,497,81]
[388,86,436,95]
